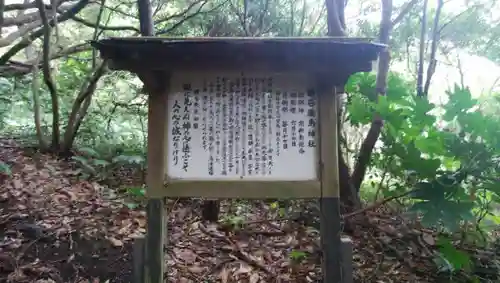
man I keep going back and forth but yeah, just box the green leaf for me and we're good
[0,161,11,175]
[127,187,145,197]
[289,250,307,261]
[437,236,471,271]
[93,159,111,167]
[79,147,100,158]
[125,202,139,209]
[112,155,145,165]
[347,94,373,126]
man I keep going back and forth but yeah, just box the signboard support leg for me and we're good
[318,85,343,283]
[145,199,165,283]
[143,73,169,283]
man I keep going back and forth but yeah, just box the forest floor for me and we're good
[0,138,497,283]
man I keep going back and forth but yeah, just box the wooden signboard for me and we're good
[91,36,384,283]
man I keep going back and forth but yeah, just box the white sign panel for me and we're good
[167,72,318,181]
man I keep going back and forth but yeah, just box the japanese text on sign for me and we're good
[167,72,318,180]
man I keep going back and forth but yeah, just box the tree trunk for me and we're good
[31,55,50,151]
[201,200,220,222]
[60,62,107,154]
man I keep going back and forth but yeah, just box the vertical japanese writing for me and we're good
[275,90,281,156]
[297,92,305,154]
[181,84,192,172]
[241,75,248,176]
[307,89,317,148]
[171,100,182,166]
[208,81,215,175]
[221,77,228,175]
[254,78,261,175]
[228,78,235,174]
[290,91,297,114]
[266,77,274,175]
[234,77,241,175]
[215,77,222,166]
[247,77,255,176]
[290,92,297,148]
[202,80,208,150]
[193,89,200,130]
[281,91,289,150]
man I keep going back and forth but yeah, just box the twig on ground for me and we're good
[198,223,274,276]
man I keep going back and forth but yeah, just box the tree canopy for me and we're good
[1,0,500,281]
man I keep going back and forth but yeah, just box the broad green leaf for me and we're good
[0,161,11,175]
[437,236,471,271]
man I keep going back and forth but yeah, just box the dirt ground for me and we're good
[1,139,493,283]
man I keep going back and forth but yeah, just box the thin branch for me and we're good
[0,20,42,47]
[69,13,139,32]
[391,0,419,27]
[423,0,444,95]
[8,43,91,69]
[154,0,206,25]
[92,0,106,68]
[5,1,54,11]
[156,0,224,35]
[229,0,249,36]
[36,0,60,148]
[31,51,50,150]
[416,0,428,97]
[0,0,5,34]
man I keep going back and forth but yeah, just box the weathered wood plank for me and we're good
[318,83,343,283]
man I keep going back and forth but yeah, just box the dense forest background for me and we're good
[1,0,500,282]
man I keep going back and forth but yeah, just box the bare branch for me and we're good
[0,0,5,34]
[31,51,50,150]
[62,61,108,152]
[0,20,42,47]
[5,1,53,11]
[3,11,42,27]
[416,0,428,97]
[0,0,90,65]
[391,0,419,27]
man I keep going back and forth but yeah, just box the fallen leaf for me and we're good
[422,233,435,246]
[219,267,230,283]
[108,237,123,247]
[174,248,197,264]
[188,265,205,273]
[249,272,260,283]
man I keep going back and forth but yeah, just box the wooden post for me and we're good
[341,237,353,283]
[143,73,169,283]
[133,237,146,283]
[318,82,343,283]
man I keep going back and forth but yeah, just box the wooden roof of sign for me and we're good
[91,36,385,75]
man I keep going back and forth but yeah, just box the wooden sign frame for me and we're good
[92,37,384,283]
